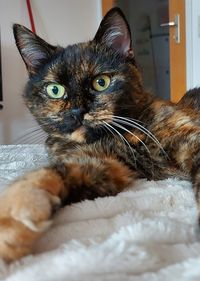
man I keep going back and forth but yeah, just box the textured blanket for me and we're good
[0,145,199,281]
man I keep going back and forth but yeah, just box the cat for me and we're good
[0,7,199,262]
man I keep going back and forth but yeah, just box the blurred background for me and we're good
[0,0,199,144]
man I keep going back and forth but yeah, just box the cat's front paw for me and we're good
[9,187,61,232]
[0,217,40,262]
[0,183,61,262]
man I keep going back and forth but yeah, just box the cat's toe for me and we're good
[0,217,40,262]
[3,186,59,232]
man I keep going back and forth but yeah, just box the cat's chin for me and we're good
[69,125,104,144]
[70,126,86,143]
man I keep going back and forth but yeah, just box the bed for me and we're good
[0,144,199,281]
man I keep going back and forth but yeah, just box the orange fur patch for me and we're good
[70,126,86,143]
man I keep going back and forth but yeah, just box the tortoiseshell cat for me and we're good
[0,7,199,262]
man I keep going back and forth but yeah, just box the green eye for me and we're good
[92,75,111,92]
[46,83,65,99]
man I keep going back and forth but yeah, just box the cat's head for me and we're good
[13,8,148,143]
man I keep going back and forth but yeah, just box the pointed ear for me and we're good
[13,24,57,75]
[94,7,133,58]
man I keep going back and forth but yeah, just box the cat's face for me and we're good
[14,8,143,142]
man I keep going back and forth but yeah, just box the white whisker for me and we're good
[112,121,151,155]
[113,115,168,158]
[13,128,46,144]
[103,121,137,165]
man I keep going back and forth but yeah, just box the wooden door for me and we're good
[169,0,186,102]
[102,0,187,102]
[102,0,115,16]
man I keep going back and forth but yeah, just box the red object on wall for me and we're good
[26,0,36,33]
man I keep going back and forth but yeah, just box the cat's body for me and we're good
[0,7,200,262]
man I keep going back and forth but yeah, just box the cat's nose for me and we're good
[71,108,87,122]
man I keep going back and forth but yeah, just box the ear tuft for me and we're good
[94,7,133,57]
[13,24,57,75]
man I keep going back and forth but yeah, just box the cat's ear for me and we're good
[13,24,57,75]
[94,7,133,58]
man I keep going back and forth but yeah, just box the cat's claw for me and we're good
[14,216,53,232]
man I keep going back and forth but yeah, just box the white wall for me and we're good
[186,0,200,89]
[0,0,101,144]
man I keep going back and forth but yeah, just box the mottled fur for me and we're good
[0,8,200,261]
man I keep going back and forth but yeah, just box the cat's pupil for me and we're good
[52,86,59,95]
[97,79,105,87]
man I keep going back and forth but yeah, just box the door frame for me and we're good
[102,0,191,100]
[185,1,196,91]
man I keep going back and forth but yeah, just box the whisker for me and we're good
[123,116,146,124]
[16,132,46,144]
[12,127,46,144]
[103,122,119,140]
[99,124,109,135]
[114,116,158,143]
[36,135,46,143]
[113,116,168,158]
[103,121,137,165]
[110,120,155,175]
[111,121,151,155]
[27,132,46,144]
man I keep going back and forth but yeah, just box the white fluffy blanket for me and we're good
[0,145,199,281]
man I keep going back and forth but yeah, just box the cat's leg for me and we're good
[190,158,200,223]
[0,168,64,262]
[0,158,134,262]
[174,144,200,223]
